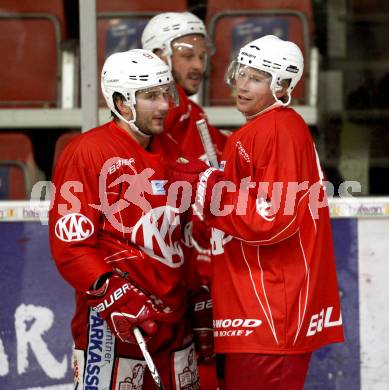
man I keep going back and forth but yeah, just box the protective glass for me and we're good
[171,35,215,65]
[135,82,179,108]
[225,61,272,88]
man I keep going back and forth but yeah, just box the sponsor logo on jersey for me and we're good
[108,158,136,175]
[255,197,275,221]
[306,306,343,337]
[55,213,94,242]
[131,206,184,268]
[213,318,262,337]
[85,310,115,389]
[235,141,250,163]
[151,180,168,195]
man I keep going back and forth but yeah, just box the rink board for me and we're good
[0,200,389,389]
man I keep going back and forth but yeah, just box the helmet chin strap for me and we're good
[273,90,291,107]
[129,121,151,139]
[270,79,291,107]
[245,100,283,121]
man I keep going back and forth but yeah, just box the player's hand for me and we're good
[171,158,225,216]
[170,158,209,205]
[194,167,225,218]
[190,285,214,361]
[86,274,163,343]
[171,158,209,187]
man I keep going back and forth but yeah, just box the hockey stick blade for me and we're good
[196,119,220,169]
[133,327,165,390]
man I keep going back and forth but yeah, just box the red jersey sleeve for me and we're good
[205,108,319,245]
[49,139,112,292]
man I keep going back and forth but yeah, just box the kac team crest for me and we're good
[55,213,94,242]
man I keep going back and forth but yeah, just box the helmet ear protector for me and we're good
[275,84,283,92]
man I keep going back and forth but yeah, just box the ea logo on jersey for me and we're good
[55,213,94,242]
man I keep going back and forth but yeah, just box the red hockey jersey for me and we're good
[204,106,344,354]
[49,121,194,355]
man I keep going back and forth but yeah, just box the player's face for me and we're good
[135,85,172,135]
[234,66,276,118]
[171,34,208,96]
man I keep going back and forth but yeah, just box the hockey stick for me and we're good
[196,119,220,169]
[133,327,165,390]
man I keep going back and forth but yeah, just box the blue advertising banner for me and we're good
[306,219,360,389]
[0,222,73,388]
[0,211,388,389]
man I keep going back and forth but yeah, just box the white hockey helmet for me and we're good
[225,35,304,106]
[141,12,212,67]
[101,49,178,136]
